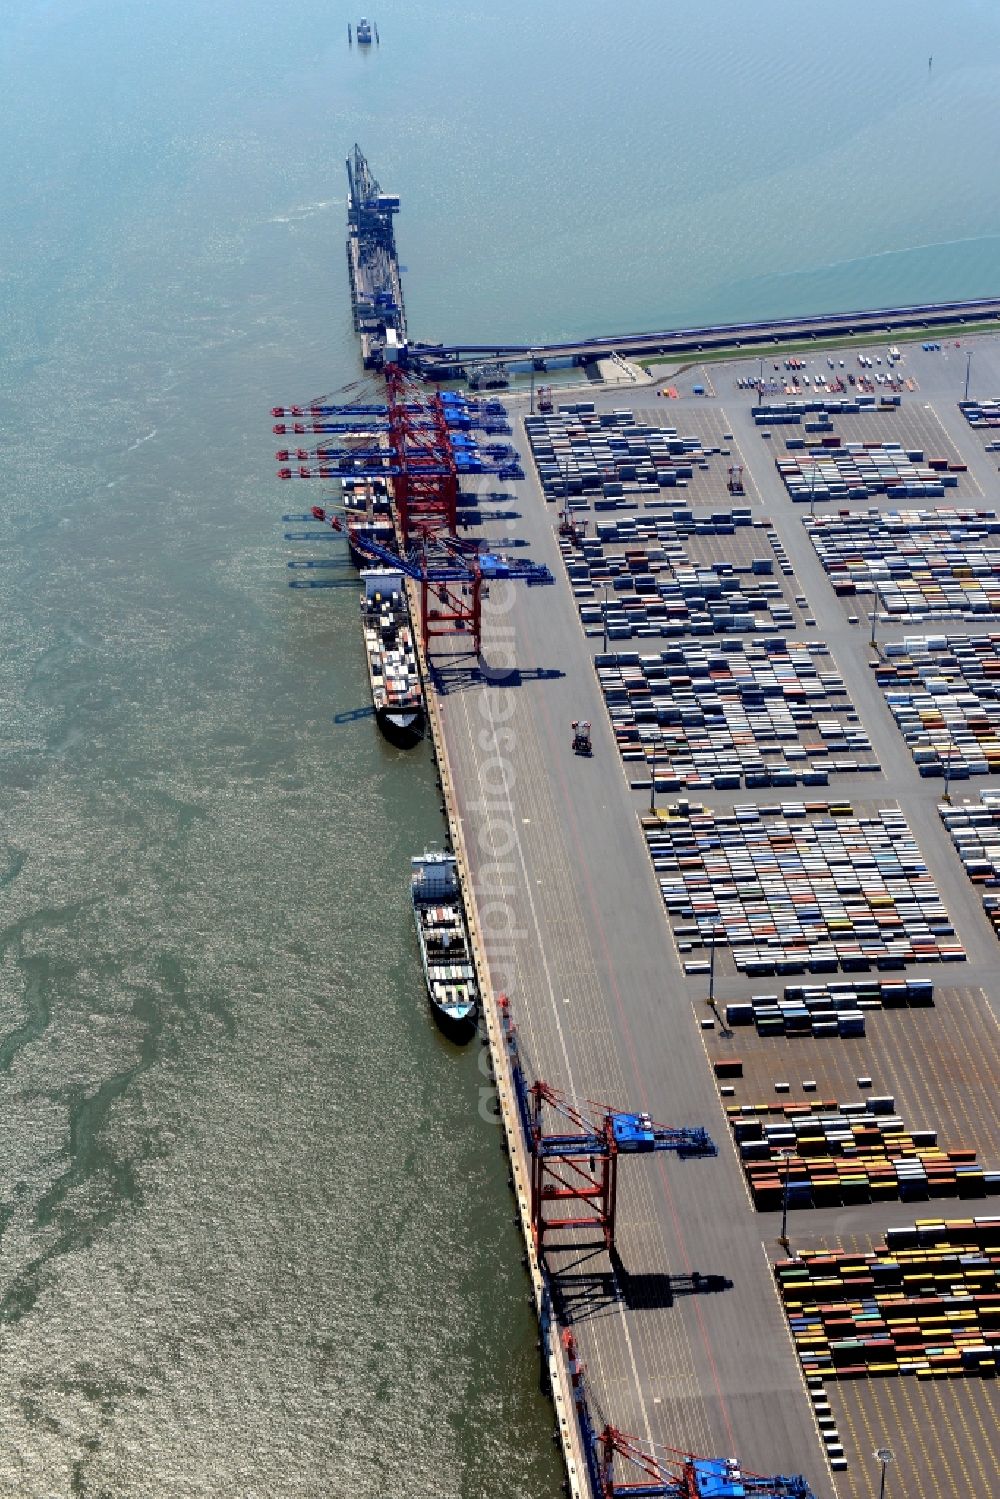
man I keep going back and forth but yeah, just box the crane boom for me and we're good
[496,998,715,1253]
[598,1427,818,1499]
[561,1332,819,1499]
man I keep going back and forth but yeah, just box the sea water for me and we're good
[1,1,998,1493]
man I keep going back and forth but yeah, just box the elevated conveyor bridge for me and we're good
[408,296,1000,376]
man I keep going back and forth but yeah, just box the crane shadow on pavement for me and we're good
[457,509,521,526]
[428,660,564,696]
[547,1246,733,1326]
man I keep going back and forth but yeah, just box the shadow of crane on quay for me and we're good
[427,660,565,697]
[547,1245,734,1328]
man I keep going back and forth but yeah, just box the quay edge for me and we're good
[409,569,589,1499]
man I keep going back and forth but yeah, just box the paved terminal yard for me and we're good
[430,333,1000,1499]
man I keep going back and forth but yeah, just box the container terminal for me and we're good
[278,153,1000,1499]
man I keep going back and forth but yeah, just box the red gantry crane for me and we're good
[305,505,551,658]
[562,1332,819,1499]
[274,378,522,546]
[275,368,532,652]
[498,996,716,1255]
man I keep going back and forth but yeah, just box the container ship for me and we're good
[410,851,478,1037]
[361,568,424,747]
[344,475,395,569]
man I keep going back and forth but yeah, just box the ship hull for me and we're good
[428,993,477,1041]
[362,569,424,750]
[376,703,425,748]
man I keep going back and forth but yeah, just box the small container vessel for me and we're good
[361,569,424,747]
[411,851,478,1038]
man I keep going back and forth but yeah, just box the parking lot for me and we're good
[959,396,1000,457]
[728,1093,998,1212]
[804,507,1000,622]
[703,982,1000,1165]
[561,511,815,643]
[767,403,973,491]
[497,336,1000,1496]
[527,402,764,512]
[770,1218,1000,1499]
[939,792,1000,939]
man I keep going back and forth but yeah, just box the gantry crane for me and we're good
[274,355,529,654]
[598,1428,819,1499]
[274,372,522,547]
[562,1332,818,1499]
[498,997,716,1254]
[307,505,551,656]
[273,390,511,435]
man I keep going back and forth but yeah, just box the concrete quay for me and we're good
[425,330,1000,1498]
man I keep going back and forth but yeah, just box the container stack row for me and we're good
[805,507,1000,618]
[959,397,1000,430]
[938,793,1000,938]
[875,632,1000,777]
[724,977,934,1036]
[566,517,796,641]
[729,1095,999,1210]
[591,509,754,544]
[525,406,716,504]
[776,1216,1000,1380]
[595,639,876,790]
[753,396,893,427]
[776,442,961,504]
[642,800,964,974]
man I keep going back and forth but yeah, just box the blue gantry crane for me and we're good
[596,1429,819,1499]
[498,996,716,1253]
[561,1331,818,1499]
[273,391,511,434]
[277,439,523,481]
[276,370,521,543]
[306,504,551,656]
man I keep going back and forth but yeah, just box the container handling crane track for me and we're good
[498,996,716,1254]
[562,1331,818,1499]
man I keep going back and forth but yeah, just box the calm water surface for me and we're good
[1,2,998,1494]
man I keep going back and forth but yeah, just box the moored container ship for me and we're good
[410,851,478,1038]
[361,568,424,747]
[344,475,395,569]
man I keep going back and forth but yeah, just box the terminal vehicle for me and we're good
[571,720,593,755]
[558,508,588,543]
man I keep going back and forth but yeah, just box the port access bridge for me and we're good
[409,296,1000,375]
